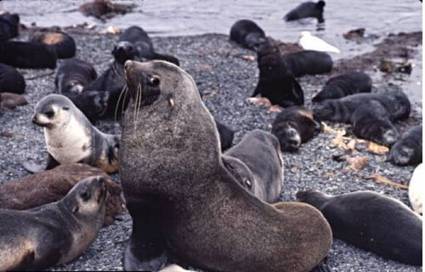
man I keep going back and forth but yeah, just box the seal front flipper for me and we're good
[22,154,59,173]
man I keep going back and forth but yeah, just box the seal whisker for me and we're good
[114,84,127,121]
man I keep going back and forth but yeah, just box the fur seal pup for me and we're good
[0,63,26,94]
[120,60,331,272]
[251,41,304,108]
[29,94,119,173]
[0,163,124,226]
[229,19,267,50]
[224,129,283,203]
[0,92,28,110]
[30,31,76,59]
[0,176,107,271]
[409,163,424,215]
[0,41,57,69]
[284,1,326,23]
[0,12,19,41]
[282,50,333,77]
[313,90,411,123]
[297,190,422,266]
[118,26,180,65]
[388,125,422,166]
[271,106,321,152]
[55,58,98,95]
[312,72,372,102]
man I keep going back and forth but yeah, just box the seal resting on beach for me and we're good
[120,60,332,272]
[0,176,107,271]
[30,31,76,59]
[229,19,267,50]
[0,163,124,226]
[0,41,57,69]
[0,63,26,94]
[388,125,422,166]
[297,190,422,266]
[282,50,333,77]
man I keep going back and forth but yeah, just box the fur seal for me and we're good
[0,12,19,41]
[29,94,119,173]
[388,125,422,166]
[297,190,422,266]
[0,176,107,271]
[0,41,57,69]
[229,19,267,50]
[30,31,76,59]
[0,63,26,94]
[271,106,321,152]
[312,72,372,102]
[0,92,28,110]
[55,58,98,95]
[409,163,424,215]
[0,163,124,226]
[120,60,331,272]
[224,129,283,203]
[79,0,134,20]
[118,26,180,65]
[284,1,326,23]
[282,50,333,77]
[251,41,304,108]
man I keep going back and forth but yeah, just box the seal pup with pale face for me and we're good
[297,190,422,266]
[28,94,119,173]
[0,176,107,271]
[120,60,332,272]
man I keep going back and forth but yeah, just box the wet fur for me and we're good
[284,1,326,23]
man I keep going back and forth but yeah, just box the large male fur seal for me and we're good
[271,106,321,152]
[29,94,119,173]
[224,129,283,203]
[251,41,304,108]
[0,63,26,94]
[0,12,19,41]
[282,50,333,77]
[297,190,422,266]
[229,19,267,50]
[120,60,331,272]
[388,125,422,166]
[0,41,57,69]
[284,1,326,23]
[1,163,124,225]
[0,176,107,271]
[30,31,76,59]
[312,72,372,102]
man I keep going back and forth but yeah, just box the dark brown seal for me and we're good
[120,60,332,272]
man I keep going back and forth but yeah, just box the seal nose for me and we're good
[31,114,38,124]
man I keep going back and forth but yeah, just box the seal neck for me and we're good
[297,191,330,211]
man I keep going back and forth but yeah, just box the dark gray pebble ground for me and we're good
[0,29,421,271]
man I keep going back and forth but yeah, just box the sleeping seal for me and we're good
[297,190,422,266]
[271,106,321,151]
[0,41,57,69]
[312,72,372,102]
[388,125,422,166]
[229,19,267,50]
[29,94,119,173]
[409,163,424,215]
[0,63,26,94]
[282,50,333,77]
[0,176,107,271]
[284,1,326,23]
[30,31,76,59]
[120,60,331,272]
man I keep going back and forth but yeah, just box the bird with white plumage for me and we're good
[298,31,340,53]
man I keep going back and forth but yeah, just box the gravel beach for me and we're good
[0,28,422,271]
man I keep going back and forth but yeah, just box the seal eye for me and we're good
[44,110,55,118]
[80,191,91,201]
[150,75,160,86]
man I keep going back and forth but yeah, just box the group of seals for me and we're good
[0,176,107,271]
[28,94,120,173]
[120,60,331,272]
[0,163,125,226]
[284,1,326,23]
[271,106,321,152]
[30,30,76,59]
[388,125,422,166]
[313,90,411,145]
[297,190,422,266]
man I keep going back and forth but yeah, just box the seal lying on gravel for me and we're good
[282,50,333,77]
[297,190,423,266]
[30,31,76,59]
[79,0,134,20]
[312,72,372,102]
[388,125,422,166]
[271,106,321,152]
[0,176,107,271]
[0,63,26,94]
[120,60,332,272]
[118,26,180,65]
[28,94,119,173]
[0,41,57,69]
[0,12,20,41]
[284,0,326,23]
[224,129,283,203]
[409,163,424,215]
[250,41,304,110]
[229,19,267,50]
[0,163,124,226]
[0,92,28,110]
